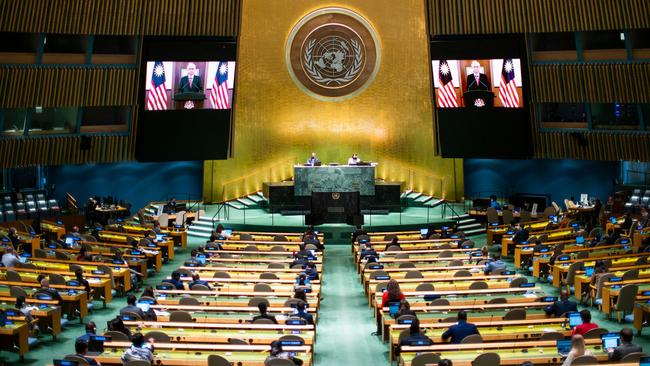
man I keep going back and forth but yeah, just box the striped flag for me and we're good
[498,59,520,108]
[437,60,458,108]
[210,61,230,109]
[146,61,167,111]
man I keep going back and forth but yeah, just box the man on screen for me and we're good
[178,62,203,93]
[465,60,490,91]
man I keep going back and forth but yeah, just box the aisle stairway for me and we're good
[186,192,267,238]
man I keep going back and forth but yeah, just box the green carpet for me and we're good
[5,233,650,365]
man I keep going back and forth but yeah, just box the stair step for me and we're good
[237,198,256,207]
[425,199,445,208]
[406,192,422,200]
[400,190,413,199]
[458,218,475,224]
[414,195,433,203]
[458,222,483,230]
[227,201,246,210]
[188,225,213,233]
[187,230,212,238]
[247,195,264,203]
[451,213,470,220]
[464,227,487,236]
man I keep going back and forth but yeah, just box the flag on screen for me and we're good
[499,59,519,108]
[147,61,167,111]
[437,60,458,108]
[210,61,230,109]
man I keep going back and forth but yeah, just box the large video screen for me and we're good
[136,37,236,162]
[144,61,235,111]
[432,59,523,108]
[431,36,532,159]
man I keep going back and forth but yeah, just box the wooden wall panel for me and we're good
[533,132,650,161]
[427,0,650,35]
[0,135,132,168]
[532,63,650,103]
[0,66,136,108]
[0,0,240,36]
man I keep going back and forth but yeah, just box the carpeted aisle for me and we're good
[314,244,387,366]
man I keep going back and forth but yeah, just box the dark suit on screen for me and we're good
[465,73,491,91]
[178,75,203,93]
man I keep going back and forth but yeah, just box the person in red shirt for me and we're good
[572,309,598,336]
[375,279,405,336]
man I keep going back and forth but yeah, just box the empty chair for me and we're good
[398,262,416,269]
[169,310,193,322]
[121,310,143,320]
[461,334,483,344]
[620,352,647,362]
[492,268,506,275]
[487,297,507,304]
[105,330,130,342]
[394,253,410,259]
[49,273,66,285]
[442,316,458,323]
[244,245,259,251]
[396,314,417,324]
[437,250,453,258]
[383,234,397,242]
[430,298,450,306]
[284,298,306,308]
[386,245,401,251]
[190,284,210,292]
[239,233,253,241]
[174,211,186,227]
[158,213,169,227]
[460,240,475,248]
[69,264,83,273]
[537,234,549,242]
[622,269,639,281]
[64,355,90,366]
[248,297,269,308]
[449,260,464,267]
[270,246,286,252]
[611,284,639,322]
[179,297,200,306]
[124,361,152,366]
[144,330,170,342]
[454,270,472,277]
[54,251,70,260]
[583,327,609,339]
[509,277,528,288]
[278,334,304,345]
[469,281,488,290]
[208,354,232,366]
[471,352,499,366]
[267,263,285,269]
[254,283,273,292]
[410,353,441,366]
[252,317,275,324]
[486,207,498,225]
[504,308,526,320]
[375,282,389,293]
[570,355,598,365]
[228,338,249,345]
[5,270,22,282]
[264,359,295,366]
[212,271,231,279]
[501,209,514,225]
[520,211,532,222]
[10,286,27,298]
[34,248,49,258]
[273,235,287,242]
[259,272,279,280]
[404,270,423,279]
[369,270,389,280]
[356,234,369,243]
[539,332,565,341]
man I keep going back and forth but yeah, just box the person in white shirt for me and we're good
[562,334,593,366]
[347,153,360,165]
[1,247,20,268]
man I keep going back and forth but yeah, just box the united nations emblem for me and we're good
[331,192,341,200]
[286,8,381,101]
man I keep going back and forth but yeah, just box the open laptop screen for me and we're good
[557,339,572,355]
[568,312,582,328]
[602,333,621,350]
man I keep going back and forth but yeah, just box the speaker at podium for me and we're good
[173,92,206,109]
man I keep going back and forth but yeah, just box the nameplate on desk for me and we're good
[558,255,570,261]
[374,275,390,280]
[540,296,558,302]
[461,245,473,249]
[131,250,142,255]
[609,277,622,282]
[120,315,135,321]
[4,310,18,316]
[398,318,414,324]
[280,340,304,346]
[92,270,104,275]
[502,271,515,275]
[286,319,306,325]
[643,291,650,296]
[519,283,535,288]
[539,248,549,253]
[620,239,630,244]
[66,280,80,286]
[506,231,514,235]
[368,264,383,270]
[156,285,173,290]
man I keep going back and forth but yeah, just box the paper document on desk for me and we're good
[154,310,170,316]
[524,293,538,298]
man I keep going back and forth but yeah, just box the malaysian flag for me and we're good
[437,60,458,108]
[146,61,167,111]
[210,61,230,109]
[499,59,520,108]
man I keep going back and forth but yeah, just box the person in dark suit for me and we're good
[441,310,480,344]
[189,273,211,290]
[608,328,643,361]
[399,318,433,347]
[252,302,277,324]
[545,290,577,317]
[294,302,314,325]
[177,63,203,93]
[465,60,491,91]
[120,294,146,320]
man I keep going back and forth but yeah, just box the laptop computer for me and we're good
[87,335,110,356]
[223,229,233,236]
[155,234,165,242]
[576,235,585,244]
[420,228,428,237]
[567,312,582,328]
[610,217,617,224]
[65,237,74,246]
[584,266,594,277]
[136,301,152,313]
[388,301,400,318]
[195,254,207,265]
[602,333,621,350]
[53,360,78,366]
[557,339,572,357]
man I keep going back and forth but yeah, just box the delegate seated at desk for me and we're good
[306,152,320,166]
[347,153,360,165]
[177,63,203,93]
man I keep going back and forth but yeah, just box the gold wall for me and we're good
[204,0,463,202]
